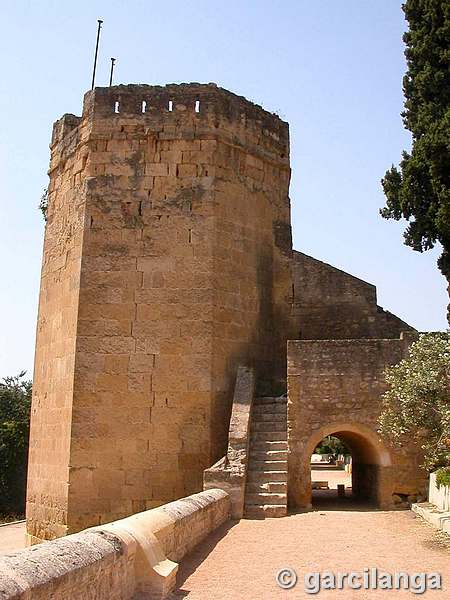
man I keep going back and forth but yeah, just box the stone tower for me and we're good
[27,83,293,542]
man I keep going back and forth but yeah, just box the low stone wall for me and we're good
[0,489,230,600]
[203,366,255,519]
[429,473,450,512]
[412,473,450,535]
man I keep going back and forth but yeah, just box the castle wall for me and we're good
[291,251,413,340]
[26,115,85,542]
[27,84,292,541]
[287,336,427,509]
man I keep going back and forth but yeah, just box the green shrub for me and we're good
[379,332,450,471]
[436,466,450,489]
[0,373,32,515]
[314,436,350,457]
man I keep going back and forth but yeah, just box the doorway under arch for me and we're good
[310,434,352,507]
[296,422,392,509]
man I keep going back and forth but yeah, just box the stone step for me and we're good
[247,470,287,483]
[246,481,287,494]
[250,450,287,461]
[251,411,286,422]
[253,404,287,415]
[245,492,287,506]
[254,396,287,405]
[250,440,287,451]
[244,504,287,518]
[252,420,286,432]
[248,460,288,472]
[243,391,288,520]
[250,431,287,442]
[248,459,288,472]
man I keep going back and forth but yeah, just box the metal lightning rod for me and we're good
[109,58,116,86]
[91,19,103,90]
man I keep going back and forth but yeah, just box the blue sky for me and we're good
[0,0,447,378]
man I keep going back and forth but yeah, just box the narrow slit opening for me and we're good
[195,100,200,113]
[114,101,120,114]
[142,100,147,113]
[168,100,173,112]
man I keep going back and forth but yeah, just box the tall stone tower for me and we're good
[27,84,292,542]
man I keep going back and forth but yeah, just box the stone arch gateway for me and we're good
[296,422,392,508]
[287,338,427,510]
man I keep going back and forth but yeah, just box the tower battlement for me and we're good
[51,83,289,163]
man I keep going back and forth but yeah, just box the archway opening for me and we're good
[311,435,352,506]
[306,424,391,509]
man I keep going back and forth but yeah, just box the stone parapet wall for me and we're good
[204,366,255,518]
[81,83,290,161]
[0,530,134,600]
[2,489,230,600]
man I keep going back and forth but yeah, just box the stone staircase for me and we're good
[244,395,288,518]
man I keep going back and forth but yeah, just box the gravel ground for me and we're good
[172,506,450,599]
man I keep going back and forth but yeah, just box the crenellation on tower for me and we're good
[81,84,290,166]
[50,113,81,147]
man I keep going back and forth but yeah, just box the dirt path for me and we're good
[172,508,450,599]
[0,521,26,556]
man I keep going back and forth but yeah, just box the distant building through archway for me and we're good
[307,424,392,507]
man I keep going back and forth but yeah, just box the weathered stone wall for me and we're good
[27,83,292,541]
[26,115,84,542]
[287,336,427,509]
[1,489,230,600]
[291,251,413,340]
[0,531,135,600]
[204,365,255,518]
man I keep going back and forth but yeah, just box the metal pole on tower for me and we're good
[109,58,116,86]
[91,19,103,90]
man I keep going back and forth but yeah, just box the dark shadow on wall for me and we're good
[208,241,278,470]
[205,224,292,489]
